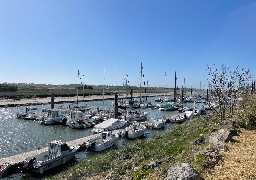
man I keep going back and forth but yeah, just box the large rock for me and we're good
[207,129,234,151]
[166,163,202,180]
[202,149,222,168]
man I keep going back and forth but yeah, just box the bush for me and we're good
[0,84,18,92]
[235,95,256,130]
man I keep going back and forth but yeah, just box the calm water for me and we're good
[0,96,200,179]
[0,96,182,159]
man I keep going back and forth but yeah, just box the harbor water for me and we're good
[0,96,200,179]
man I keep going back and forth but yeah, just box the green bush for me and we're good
[0,84,18,92]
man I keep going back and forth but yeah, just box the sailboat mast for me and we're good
[199,81,202,97]
[140,62,143,102]
[125,74,128,100]
[165,72,167,88]
[103,68,105,105]
[77,70,80,104]
[174,71,177,102]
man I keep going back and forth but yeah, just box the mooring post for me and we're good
[130,89,133,101]
[174,71,177,101]
[145,88,147,101]
[51,93,54,109]
[206,89,209,102]
[181,88,184,109]
[114,93,118,119]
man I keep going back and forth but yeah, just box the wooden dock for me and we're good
[0,134,100,166]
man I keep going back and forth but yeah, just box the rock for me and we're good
[166,163,202,180]
[202,149,222,168]
[147,160,161,169]
[207,128,234,151]
[193,137,205,146]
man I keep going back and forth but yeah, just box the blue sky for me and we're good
[0,0,256,88]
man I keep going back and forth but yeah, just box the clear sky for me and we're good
[0,0,256,88]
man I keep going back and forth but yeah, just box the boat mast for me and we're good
[77,70,80,104]
[103,68,106,105]
[165,72,167,89]
[174,71,177,102]
[82,74,85,102]
[125,74,128,100]
[140,62,143,102]
[199,81,202,97]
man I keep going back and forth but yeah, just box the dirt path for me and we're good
[206,129,256,180]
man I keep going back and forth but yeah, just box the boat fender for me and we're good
[62,157,66,164]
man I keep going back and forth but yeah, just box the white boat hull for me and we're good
[127,128,146,139]
[32,151,76,174]
[94,136,118,152]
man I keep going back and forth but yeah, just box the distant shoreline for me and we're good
[0,92,173,107]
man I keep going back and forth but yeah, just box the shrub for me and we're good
[235,95,256,130]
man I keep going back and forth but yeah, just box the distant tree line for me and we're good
[77,85,93,90]
[0,84,18,92]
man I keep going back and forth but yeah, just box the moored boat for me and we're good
[89,131,119,152]
[23,140,79,174]
[168,114,186,123]
[124,123,147,139]
[92,118,127,133]
[148,118,166,129]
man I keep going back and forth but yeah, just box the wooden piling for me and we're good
[181,88,184,109]
[130,89,133,101]
[51,93,54,109]
[174,71,177,101]
[206,89,209,102]
[114,93,118,119]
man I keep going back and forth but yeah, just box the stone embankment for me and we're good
[165,119,256,180]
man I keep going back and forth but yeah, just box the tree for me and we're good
[206,64,252,120]
[0,84,18,92]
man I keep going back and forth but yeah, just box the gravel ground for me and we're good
[206,129,256,180]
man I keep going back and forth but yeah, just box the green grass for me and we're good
[133,168,155,180]
[193,154,207,169]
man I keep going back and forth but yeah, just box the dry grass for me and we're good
[205,129,256,180]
